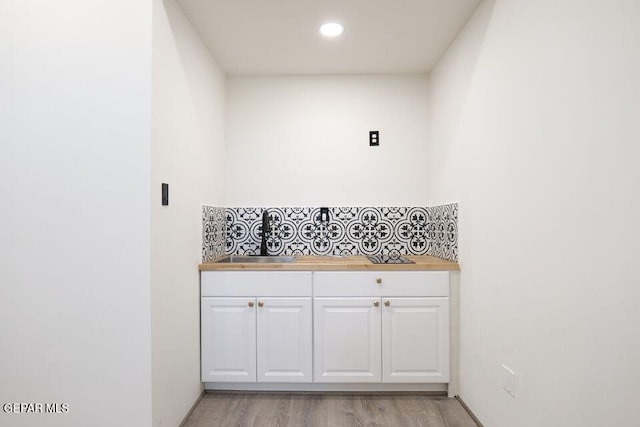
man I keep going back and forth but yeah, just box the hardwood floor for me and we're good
[183,393,478,427]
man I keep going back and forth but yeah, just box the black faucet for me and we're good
[260,210,269,256]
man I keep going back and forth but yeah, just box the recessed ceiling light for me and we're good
[319,22,344,37]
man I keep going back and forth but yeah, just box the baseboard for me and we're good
[204,382,448,393]
[205,389,448,396]
[456,396,484,427]
[178,389,205,427]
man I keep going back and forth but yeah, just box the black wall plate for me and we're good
[369,130,379,146]
[162,183,169,206]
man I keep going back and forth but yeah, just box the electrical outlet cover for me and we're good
[369,130,379,146]
[502,364,516,398]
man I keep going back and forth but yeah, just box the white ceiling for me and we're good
[175,0,481,75]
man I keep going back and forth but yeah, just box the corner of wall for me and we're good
[151,0,227,425]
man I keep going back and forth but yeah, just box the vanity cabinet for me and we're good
[201,272,313,383]
[201,269,451,388]
[313,272,450,384]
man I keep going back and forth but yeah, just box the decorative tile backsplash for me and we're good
[427,203,458,261]
[202,204,457,262]
[201,206,226,262]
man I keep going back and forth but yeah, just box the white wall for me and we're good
[0,1,152,426]
[226,75,430,207]
[151,0,226,426]
[428,0,640,426]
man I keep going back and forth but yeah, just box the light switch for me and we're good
[162,183,169,206]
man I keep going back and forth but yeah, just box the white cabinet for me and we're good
[257,297,312,382]
[382,297,449,383]
[313,298,382,383]
[313,272,450,384]
[201,270,452,388]
[201,272,313,384]
[201,297,256,382]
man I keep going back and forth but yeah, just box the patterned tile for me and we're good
[224,205,457,260]
[201,206,226,262]
[395,207,430,255]
[426,203,458,261]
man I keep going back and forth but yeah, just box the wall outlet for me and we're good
[369,130,379,146]
[319,207,329,222]
[502,364,516,398]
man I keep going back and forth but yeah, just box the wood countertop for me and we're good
[199,255,459,271]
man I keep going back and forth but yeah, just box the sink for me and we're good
[216,255,297,263]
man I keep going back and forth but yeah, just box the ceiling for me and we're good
[175,0,481,75]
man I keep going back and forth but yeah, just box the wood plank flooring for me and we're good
[183,393,478,427]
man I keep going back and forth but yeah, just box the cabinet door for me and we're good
[201,297,256,382]
[314,297,381,383]
[382,297,449,383]
[257,298,312,382]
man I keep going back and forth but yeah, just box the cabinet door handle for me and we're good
[376,278,383,284]
[384,300,391,307]
[258,301,264,307]
[373,301,380,307]
[248,301,254,307]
